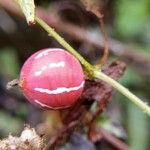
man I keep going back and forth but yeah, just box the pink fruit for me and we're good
[20,48,85,109]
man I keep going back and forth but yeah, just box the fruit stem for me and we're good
[35,16,150,116]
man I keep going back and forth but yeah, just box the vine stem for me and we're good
[35,16,150,116]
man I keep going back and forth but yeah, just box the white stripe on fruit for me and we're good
[34,99,71,109]
[34,81,84,95]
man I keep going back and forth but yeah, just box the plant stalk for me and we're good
[94,70,150,116]
[36,16,93,75]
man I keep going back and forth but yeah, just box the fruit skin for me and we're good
[20,48,85,109]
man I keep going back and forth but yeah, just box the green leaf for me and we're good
[15,0,35,25]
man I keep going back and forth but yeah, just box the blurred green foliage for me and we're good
[115,0,150,43]
[0,48,24,137]
[0,111,23,137]
[127,103,149,150]
[114,1,150,149]
[0,0,149,149]
[0,48,20,78]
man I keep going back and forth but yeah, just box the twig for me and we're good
[94,71,150,115]
[80,0,109,68]
[46,120,79,150]
[88,124,129,150]
[6,79,19,89]
[101,129,129,150]
[35,16,93,77]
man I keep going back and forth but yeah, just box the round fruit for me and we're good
[20,48,85,109]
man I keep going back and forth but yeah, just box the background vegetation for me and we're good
[0,0,150,149]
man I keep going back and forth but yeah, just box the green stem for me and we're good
[35,16,93,74]
[35,16,150,116]
[94,70,150,116]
